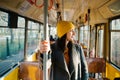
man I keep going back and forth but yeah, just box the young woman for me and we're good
[39,21,89,80]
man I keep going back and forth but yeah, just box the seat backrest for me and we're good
[86,58,106,73]
[19,61,43,80]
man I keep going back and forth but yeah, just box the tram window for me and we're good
[27,21,40,55]
[0,28,25,76]
[98,30,104,58]
[110,18,120,68]
[111,19,120,30]
[80,27,84,43]
[75,28,78,41]
[0,11,8,26]
[90,27,95,53]
[0,14,25,76]
[80,26,89,47]
[28,21,39,29]
[18,17,25,28]
[3,29,25,58]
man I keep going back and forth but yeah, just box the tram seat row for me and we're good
[18,58,109,80]
[86,58,110,80]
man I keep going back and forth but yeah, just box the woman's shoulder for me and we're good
[50,42,56,49]
[50,42,59,51]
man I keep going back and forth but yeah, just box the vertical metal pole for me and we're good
[87,9,90,57]
[24,19,28,60]
[62,0,64,20]
[78,27,80,44]
[43,0,49,80]
[87,25,90,57]
[89,25,91,57]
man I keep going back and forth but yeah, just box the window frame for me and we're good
[109,15,120,69]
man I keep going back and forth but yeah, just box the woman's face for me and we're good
[66,29,75,41]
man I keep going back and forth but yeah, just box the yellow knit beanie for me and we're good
[57,21,75,38]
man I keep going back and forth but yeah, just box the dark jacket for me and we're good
[50,42,89,80]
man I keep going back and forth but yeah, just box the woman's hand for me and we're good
[39,40,50,54]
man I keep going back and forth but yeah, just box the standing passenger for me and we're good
[39,21,89,80]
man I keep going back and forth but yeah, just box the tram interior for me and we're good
[0,0,120,80]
